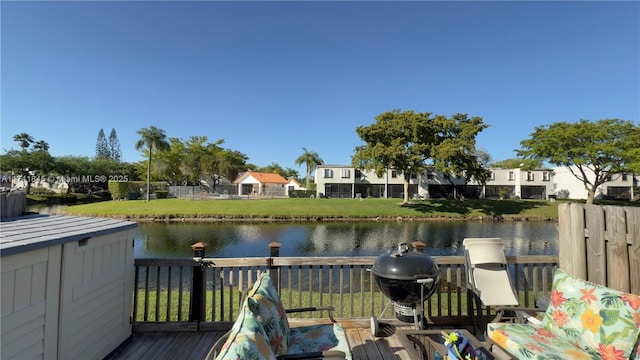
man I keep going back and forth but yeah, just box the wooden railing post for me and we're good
[268,242,281,290]
[190,242,206,325]
[412,241,426,252]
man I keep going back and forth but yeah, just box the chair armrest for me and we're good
[285,306,336,322]
[204,329,233,360]
[276,350,346,359]
[493,306,546,324]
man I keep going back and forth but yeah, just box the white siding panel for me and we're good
[58,230,133,360]
[31,261,47,303]
[1,301,46,337]
[1,245,59,360]
[13,266,33,310]
[1,271,15,316]
[1,304,45,359]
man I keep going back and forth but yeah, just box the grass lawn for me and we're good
[134,288,538,322]
[64,198,560,221]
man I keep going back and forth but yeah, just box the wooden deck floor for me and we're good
[107,320,429,360]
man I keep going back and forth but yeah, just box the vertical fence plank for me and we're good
[144,266,150,322]
[627,207,640,295]
[166,266,172,320]
[585,205,607,285]
[558,203,587,279]
[178,266,185,321]
[605,205,630,292]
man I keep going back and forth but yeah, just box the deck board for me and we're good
[109,321,479,360]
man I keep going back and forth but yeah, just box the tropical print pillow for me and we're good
[246,272,290,355]
[540,269,640,359]
[488,269,640,359]
[215,305,276,360]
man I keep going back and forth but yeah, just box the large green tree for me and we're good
[135,126,170,201]
[353,110,489,204]
[353,110,436,205]
[431,114,490,197]
[517,119,639,204]
[295,148,323,189]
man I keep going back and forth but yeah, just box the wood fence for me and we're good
[132,251,558,332]
[558,203,640,294]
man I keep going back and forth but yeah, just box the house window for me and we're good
[391,170,398,178]
[323,169,333,178]
[622,174,628,181]
[341,169,351,178]
[543,172,550,181]
[410,172,417,179]
[508,171,515,181]
[427,169,434,179]
[527,172,534,181]
[490,171,495,181]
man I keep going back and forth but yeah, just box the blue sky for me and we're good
[2,1,638,173]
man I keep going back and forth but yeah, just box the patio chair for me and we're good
[207,272,351,359]
[463,238,519,334]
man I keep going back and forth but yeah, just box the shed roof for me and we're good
[1,215,138,256]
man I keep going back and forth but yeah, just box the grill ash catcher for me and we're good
[369,242,442,336]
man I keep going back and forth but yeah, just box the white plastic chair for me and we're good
[463,238,519,333]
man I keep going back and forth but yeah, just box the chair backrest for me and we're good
[463,238,508,266]
[463,238,519,306]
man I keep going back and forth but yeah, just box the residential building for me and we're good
[233,171,289,197]
[315,165,555,200]
[483,167,554,199]
[286,178,305,196]
[552,166,638,200]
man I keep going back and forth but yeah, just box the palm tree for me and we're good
[33,140,50,152]
[294,148,323,189]
[135,126,170,201]
[13,133,34,151]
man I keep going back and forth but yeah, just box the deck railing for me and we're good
[132,245,558,331]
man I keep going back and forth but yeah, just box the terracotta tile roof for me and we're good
[234,171,289,184]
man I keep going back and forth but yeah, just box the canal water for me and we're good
[28,205,558,259]
[134,221,558,259]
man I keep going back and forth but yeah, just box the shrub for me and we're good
[155,190,168,199]
[498,187,512,200]
[289,190,316,198]
[108,181,130,200]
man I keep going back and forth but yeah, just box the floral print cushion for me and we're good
[488,269,640,360]
[288,322,352,360]
[215,305,276,360]
[488,322,593,359]
[246,272,290,355]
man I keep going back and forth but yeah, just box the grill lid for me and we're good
[371,242,439,281]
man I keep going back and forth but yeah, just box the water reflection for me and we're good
[134,221,558,259]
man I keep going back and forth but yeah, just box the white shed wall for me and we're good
[1,246,61,360]
[1,215,137,360]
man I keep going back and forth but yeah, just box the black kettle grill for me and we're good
[369,242,441,335]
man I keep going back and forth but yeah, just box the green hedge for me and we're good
[154,190,168,199]
[108,181,129,200]
[289,190,316,198]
